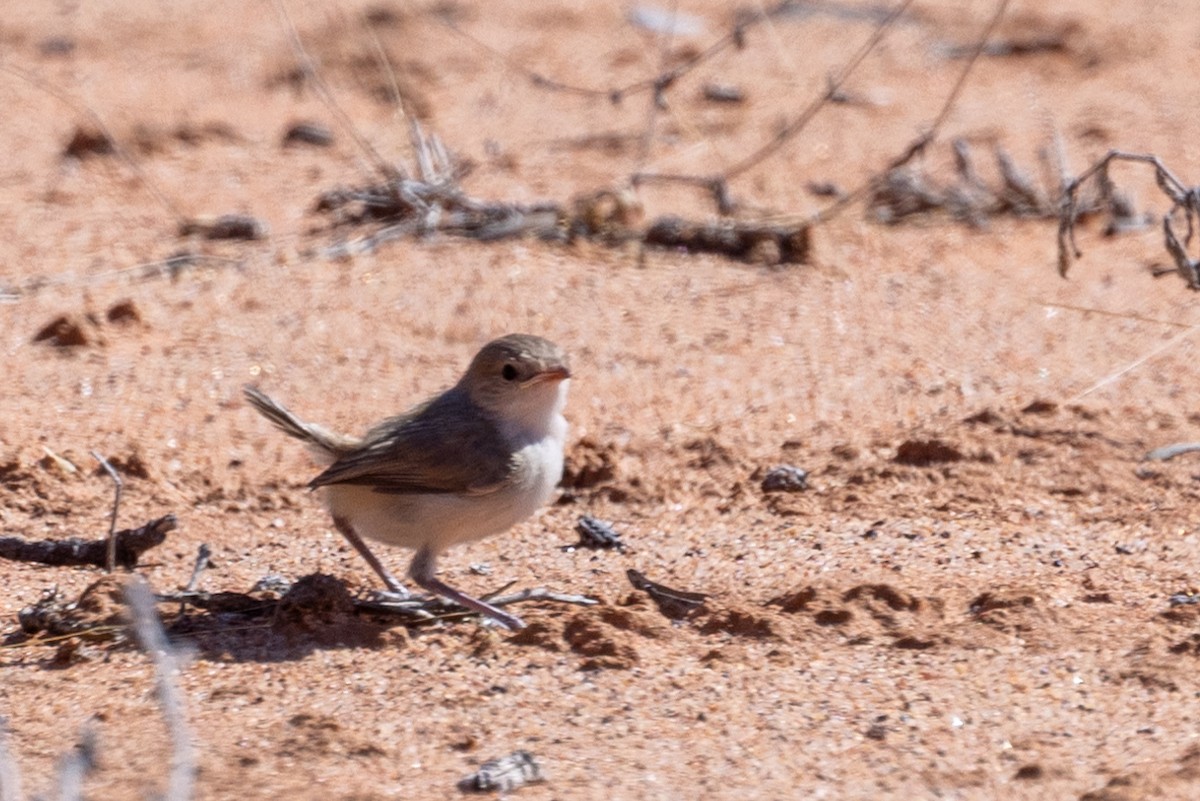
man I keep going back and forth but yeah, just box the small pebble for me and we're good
[761,465,809,493]
[63,126,115,159]
[32,315,90,348]
[458,750,543,794]
[105,299,141,325]
[572,516,625,550]
[702,83,745,104]
[179,213,268,241]
[283,121,334,148]
[38,36,76,57]
[627,5,705,36]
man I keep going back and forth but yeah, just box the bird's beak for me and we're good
[526,365,571,385]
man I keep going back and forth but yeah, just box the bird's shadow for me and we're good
[3,573,476,667]
[166,573,405,663]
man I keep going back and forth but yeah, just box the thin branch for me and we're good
[634,0,681,171]
[0,254,245,302]
[1057,150,1199,286]
[1145,442,1200,462]
[722,0,917,181]
[355,586,598,624]
[270,0,401,183]
[1038,301,1193,329]
[927,0,1013,137]
[813,0,1012,224]
[442,3,773,104]
[484,588,598,608]
[0,64,186,225]
[90,452,122,573]
[183,545,212,594]
[361,17,411,122]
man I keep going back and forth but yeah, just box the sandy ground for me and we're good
[4,0,1200,799]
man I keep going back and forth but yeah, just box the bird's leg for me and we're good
[332,515,409,597]
[409,546,526,631]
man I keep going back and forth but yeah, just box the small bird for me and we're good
[243,334,571,630]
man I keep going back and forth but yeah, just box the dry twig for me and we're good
[183,545,213,594]
[356,585,597,625]
[90,451,122,572]
[626,568,708,619]
[1058,150,1200,289]
[1143,443,1200,462]
[150,571,597,629]
[813,0,1013,225]
[270,0,399,183]
[0,515,176,570]
[366,0,1010,261]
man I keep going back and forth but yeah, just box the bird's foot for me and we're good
[365,587,415,604]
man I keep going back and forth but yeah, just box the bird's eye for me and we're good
[501,364,519,381]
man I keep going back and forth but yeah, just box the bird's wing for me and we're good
[307,390,513,495]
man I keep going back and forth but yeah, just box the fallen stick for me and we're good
[0,515,176,568]
[354,586,598,624]
[1144,442,1200,462]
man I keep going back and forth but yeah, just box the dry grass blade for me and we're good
[1066,324,1200,403]
[52,726,97,801]
[270,0,400,183]
[124,579,195,801]
[0,64,185,224]
[0,720,22,801]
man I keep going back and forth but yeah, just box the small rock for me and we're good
[179,214,268,241]
[32,314,90,347]
[105,299,141,325]
[571,516,625,550]
[761,465,809,493]
[628,5,705,36]
[458,750,544,793]
[283,121,334,148]
[894,439,963,466]
[1021,399,1057,415]
[702,83,745,104]
[1014,764,1044,780]
[63,126,115,159]
[38,36,76,57]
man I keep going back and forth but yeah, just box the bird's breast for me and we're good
[322,414,566,554]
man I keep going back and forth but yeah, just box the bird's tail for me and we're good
[243,386,359,462]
